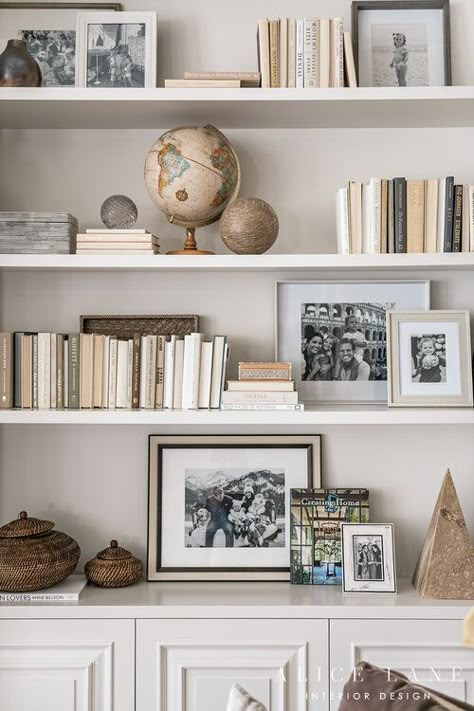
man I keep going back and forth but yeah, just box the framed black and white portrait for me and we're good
[76,11,156,87]
[147,434,321,582]
[352,0,451,87]
[387,310,473,407]
[341,523,396,593]
[276,280,430,404]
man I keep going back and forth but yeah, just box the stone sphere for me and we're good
[100,194,138,230]
[219,197,279,254]
[144,124,240,228]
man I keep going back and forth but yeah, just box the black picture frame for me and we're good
[351,0,452,87]
[147,434,322,582]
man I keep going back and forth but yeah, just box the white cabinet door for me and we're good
[137,618,328,711]
[0,619,134,711]
[330,619,474,710]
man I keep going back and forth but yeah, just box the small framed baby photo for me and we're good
[76,11,157,88]
[387,311,473,407]
[341,523,397,594]
[351,0,451,87]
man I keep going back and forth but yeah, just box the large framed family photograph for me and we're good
[147,435,321,581]
[276,280,430,404]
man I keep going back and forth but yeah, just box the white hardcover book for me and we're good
[145,335,157,409]
[210,336,227,409]
[221,403,304,411]
[63,338,69,408]
[198,341,214,409]
[108,338,118,410]
[101,335,110,409]
[437,178,447,253]
[182,333,203,410]
[258,18,271,88]
[139,335,147,408]
[115,340,128,409]
[319,19,330,88]
[470,186,474,252]
[361,182,372,254]
[462,185,470,252]
[287,18,296,88]
[163,336,176,409]
[369,177,382,254]
[85,228,148,234]
[279,17,288,87]
[173,339,185,410]
[295,19,304,88]
[343,32,357,88]
[336,187,350,255]
[79,333,94,409]
[126,339,133,409]
[330,17,344,87]
[50,333,57,409]
[222,390,298,405]
[303,18,319,88]
[0,575,88,602]
[425,178,439,253]
[227,380,295,392]
[38,332,51,409]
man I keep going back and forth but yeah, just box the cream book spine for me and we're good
[79,333,93,409]
[407,179,425,253]
[101,335,110,409]
[76,241,159,250]
[76,249,158,255]
[369,177,382,254]
[210,336,227,409]
[287,18,296,88]
[336,187,350,255]
[295,19,304,89]
[38,332,51,410]
[257,18,270,88]
[183,71,261,86]
[92,334,104,408]
[115,340,128,409]
[319,19,330,88]
[462,185,470,252]
[77,234,158,243]
[437,178,447,253]
[349,181,362,254]
[227,380,295,392]
[108,338,118,410]
[126,339,133,409]
[163,336,176,409]
[182,333,203,410]
[85,228,147,234]
[222,390,298,405]
[155,335,165,409]
[164,79,241,88]
[330,17,344,87]
[424,178,438,253]
[173,338,185,410]
[222,403,304,411]
[22,335,32,409]
[139,335,147,408]
[198,341,214,409]
[145,335,157,409]
[50,333,57,409]
[303,18,319,88]
[279,17,288,87]
[361,181,372,254]
[343,31,357,87]
[269,18,280,88]
[380,179,388,254]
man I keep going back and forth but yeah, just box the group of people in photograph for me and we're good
[356,540,383,580]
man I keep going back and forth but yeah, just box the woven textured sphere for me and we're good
[219,197,279,254]
[100,194,138,229]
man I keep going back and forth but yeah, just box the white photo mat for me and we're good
[341,523,397,593]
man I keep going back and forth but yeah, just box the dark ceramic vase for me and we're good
[0,39,42,87]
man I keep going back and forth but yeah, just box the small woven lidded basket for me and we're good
[0,511,81,592]
[85,540,143,588]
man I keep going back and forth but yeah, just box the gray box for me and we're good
[0,212,78,254]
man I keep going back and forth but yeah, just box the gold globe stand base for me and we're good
[166,227,215,255]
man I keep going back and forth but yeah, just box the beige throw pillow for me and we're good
[226,684,267,711]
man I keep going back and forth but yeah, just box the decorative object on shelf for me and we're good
[413,469,474,600]
[148,434,321,582]
[290,489,370,586]
[100,194,138,230]
[0,212,78,254]
[351,0,451,88]
[0,510,80,592]
[80,314,198,338]
[76,11,157,88]
[387,310,473,407]
[144,124,240,255]
[276,280,430,405]
[341,523,396,593]
[0,39,41,87]
[85,539,143,587]
[219,197,279,255]
[0,2,120,88]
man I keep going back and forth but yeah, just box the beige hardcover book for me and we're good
[425,178,439,253]
[349,181,362,254]
[343,31,357,88]
[115,339,128,409]
[22,334,32,409]
[155,336,166,409]
[258,18,271,88]
[165,79,241,88]
[77,233,158,243]
[380,179,388,254]
[407,179,425,253]
[330,17,344,88]
[92,334,104,408]
[183,72,261,87]
[76,249,159,255]
[319,19,330,88]
[279,17,288,87]
[76,242,159,250]
[238,362,292,381]
[101,335,110,409]
[303,18,319,88]
[0,333,13,409]
[227,380,295,392]
[108,338,118,410]
[50,333,57,409]
[287,18,296,88]
[80,333,94,409]
[269,19,280,88]
[37,333,51,410]
[462,185,471,252]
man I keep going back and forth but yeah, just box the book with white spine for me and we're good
[115,340,128,409]
[303,18,319,88]
[182,333,203,410]
[139,335,147,408]
[296,19,304,88]
[319,19,330,88]
[287,18,296,88]
[145,335,157,409]
[343,32,357,88]
[108,338,118,410]
[437,178,447,253]
[279,17,288,87]
[222,390,298,405]
[126,339,133,409]
[221,403,304,411]
[173,339,185,410]
[257,18,271,88]
[470,185,474,252]
[50,333,57,409]
[361,181,372,254]
[330,17,344,87]
[37,332,51,409]
[210,336,227,409]
[336,187,350,255]
[425,179,439,253]
[163,336,176,409]
[0,575,88,602]
[227,380,295,392]
[369,177,382,254]
[198,341,214,409]
[85,229,148,234]
[101,335,110,409]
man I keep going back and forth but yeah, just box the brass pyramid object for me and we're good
[413,469,474,599]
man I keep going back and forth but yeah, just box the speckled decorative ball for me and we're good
[219,197,279,254]
[100,194,138,230]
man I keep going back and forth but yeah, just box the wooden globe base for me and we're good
[166,227,215,256]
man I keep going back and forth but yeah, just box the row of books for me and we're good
[75,229,160,255]
[336,178,474,255]
[0,332,229,411]
[257,17,357,89]
[221,361,304,411]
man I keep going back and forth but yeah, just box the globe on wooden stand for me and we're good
[144,124,240,255]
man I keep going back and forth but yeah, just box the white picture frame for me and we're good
[76,11,157,88]
[387,310,473,408]
[275,280,430,405]
[341,523,397,593]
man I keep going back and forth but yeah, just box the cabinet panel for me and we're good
[0,619,134,711]
[330,619,473,710]
[137,618,328,711]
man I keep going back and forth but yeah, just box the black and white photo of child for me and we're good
[353,535,384,581]
[185,468,285,549]
[20,30,76,86]
[371,23,429,87]
[86,23,146,87]
[411,334,447,383]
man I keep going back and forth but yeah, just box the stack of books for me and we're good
[165,72,261,88]
[336,178,474,255]
[0,331,229,411]
[222,361,303,411]
[76,229,160,255]
[0,576,87,603]
[257,17,357,89]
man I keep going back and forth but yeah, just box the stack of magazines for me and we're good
[222,361,303,411]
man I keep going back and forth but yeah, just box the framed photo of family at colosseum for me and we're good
[276,280,430,404]
[147,434,321,581]
[387,311,473,408]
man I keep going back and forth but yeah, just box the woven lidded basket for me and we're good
[85,540,143,588]
[0,511,81,592]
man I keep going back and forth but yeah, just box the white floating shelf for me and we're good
[0,407,473,425]
[1,253,474,272]
[1,86,474,129]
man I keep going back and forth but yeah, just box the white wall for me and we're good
[1,0,474,577]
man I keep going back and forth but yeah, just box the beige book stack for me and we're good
[76,229,160,255]
[221,361,304,411]
[165,72,261,89]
